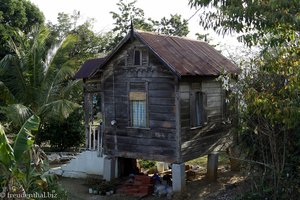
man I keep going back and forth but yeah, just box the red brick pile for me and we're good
[117,175,154,197]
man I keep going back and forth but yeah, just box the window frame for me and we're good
[128,82,149,128]
[133,49,142,66]
[190,90,207,128]
[130,99,147,128]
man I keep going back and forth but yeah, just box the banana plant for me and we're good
[0,115,40,197]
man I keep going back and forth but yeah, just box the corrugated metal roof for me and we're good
[135,31,240,76]
[74,57,106,79]
[76,30,240,79]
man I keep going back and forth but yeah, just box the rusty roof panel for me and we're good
[74,57,105,79]
[135,31,240,76]
[76,30,240,79]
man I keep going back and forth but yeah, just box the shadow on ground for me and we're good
[59,167,248,200]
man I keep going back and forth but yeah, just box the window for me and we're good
[194,92,203,126]
[191,91,206,127]
[89,93,101,123]
[127,48,148,66]
[134,50,141,65]
[131,100,146,127]
[129,92,147,128]
[129,82,148,128]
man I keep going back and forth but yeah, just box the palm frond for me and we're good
[1,25,81,129]
[39,99,80,121]
[60,79,82,98]
[2,104,33,127]
[0,54,13,75]
[44,38,66,74]
[41,66,76,104]
[54,66,76,84]
[0,81,15,105]
[1,42,28,102]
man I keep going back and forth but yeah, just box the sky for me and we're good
[29,0,242,53]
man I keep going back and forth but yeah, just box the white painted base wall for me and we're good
[49,151,106,178]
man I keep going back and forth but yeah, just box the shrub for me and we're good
[40,108,85,151]
[139,160,156,169]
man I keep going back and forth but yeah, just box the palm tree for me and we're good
[0,26,80,129]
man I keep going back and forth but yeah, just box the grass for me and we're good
[186,152,230,167]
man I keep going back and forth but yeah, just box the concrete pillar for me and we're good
[207,152,219,182]
[172,163,186,192]
[103,157,115,181]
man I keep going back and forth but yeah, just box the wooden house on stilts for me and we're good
[75,27,239,192]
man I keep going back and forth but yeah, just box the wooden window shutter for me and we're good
[190,91,196,127]
[134,50,141,65]
[142,50,148,65]
[202,92,207,123]
[127,49,134,66]
[190,91,207,127]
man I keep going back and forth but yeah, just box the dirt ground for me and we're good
[58,167,248,200]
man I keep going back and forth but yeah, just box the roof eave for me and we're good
[89,33,132,77]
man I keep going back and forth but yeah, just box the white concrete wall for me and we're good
[58,151,106,178]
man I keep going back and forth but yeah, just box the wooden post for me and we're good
[85,126,89,149]
[97,125,100,152]
[84,92,90,149]
[93,126,96,150]
[207,152,219,182]
[89,125,92,150]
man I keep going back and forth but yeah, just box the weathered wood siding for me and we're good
[202,80,224,121]
[179,78,229,162]
[101,40,178,162]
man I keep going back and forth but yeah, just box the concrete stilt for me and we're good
[207,152,219,182]
[172,163,186,192]
[103,157,115,181]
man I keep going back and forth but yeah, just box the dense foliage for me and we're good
[40,109,85,150]
[108,0,189,50]
[0,26,80,128]
[0,116,68,199]
[189,0,300,47]
[236,42,300,199]
[189,0,300,198]
[0,0,44,59]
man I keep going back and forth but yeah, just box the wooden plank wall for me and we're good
[102,41,178,163]
[202,80,223,121]
[179,79,229,162]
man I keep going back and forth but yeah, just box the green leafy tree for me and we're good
[0,116,68,199]
[189,0,300,46]
[0,0,44,59]
[51,20,109,70]
[108,0,190,50]
[37,13,109,148]
[155,14,189,37]
[0,26,80,129]
[235,41,300,199]
[40,108,84,150]
[189,0,300,198]
[108,0,154,49]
